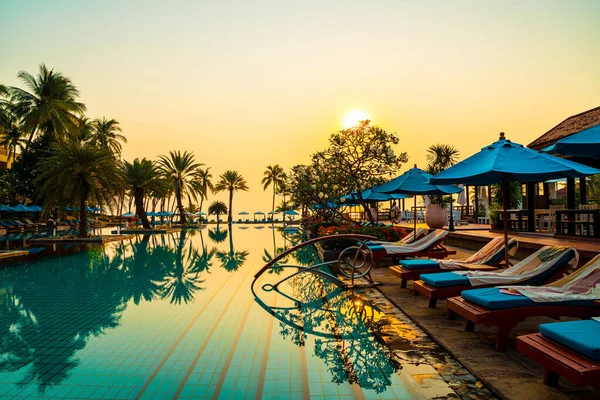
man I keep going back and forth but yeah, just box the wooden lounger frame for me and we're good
[413,257,574,308]
[516,333,600,389]
[372,238,456,270]
[446,296,600,351]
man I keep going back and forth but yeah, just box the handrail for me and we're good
[253,233,377,278]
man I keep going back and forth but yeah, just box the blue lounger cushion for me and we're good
[461,288,596,310]
[399,259,440,270]
[540,320,600,362]
[421,272,471,288]
[368,245,386,253]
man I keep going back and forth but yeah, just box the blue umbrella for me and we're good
[28,205,43,212]
[0,204,14,212]
[431,132,600,265]
[146,211,156,217]
[10,204,30,213]
[238,211,249,215]
[283,210,299,215]
[122,212,135,217]
[374,165,462,231]
[542,124,600,158]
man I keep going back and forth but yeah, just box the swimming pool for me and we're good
[0,226,464,399]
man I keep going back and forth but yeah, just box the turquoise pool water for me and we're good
[0,227,415,399]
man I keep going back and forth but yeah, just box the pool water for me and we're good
[0,227,425,399]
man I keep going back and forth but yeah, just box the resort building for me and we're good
[0,144,17,170]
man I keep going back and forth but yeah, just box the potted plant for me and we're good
[425,195,449,229]
[489,203,501,230]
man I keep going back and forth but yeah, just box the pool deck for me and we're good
[29,234,135,244]
[372,245,599,400]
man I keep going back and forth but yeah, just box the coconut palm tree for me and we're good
[208,200,227,225]
[69,116,95,143]
[92,117,127,155]
[215,170,249,224]
[122,158,160,229]
[262,164,285,212]
[425,144,460,174]
[36,141,123,238]
[194,167,215,214]
[158,151,202,224]
[0,116,26,163]
[10,64,86,147]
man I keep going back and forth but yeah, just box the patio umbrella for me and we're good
[431,132,600,266]
[0,204,14,212]
[283,210,299,215]
[28,205,43,212]
[542,124,600,159]
[267,211,278,215]
[10,204,30,213]
[122,212,135,217]
[375,165,463,232]
[238,211,249,215]
[348,187,409,203]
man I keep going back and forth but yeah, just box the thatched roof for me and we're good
[528,106,600,150]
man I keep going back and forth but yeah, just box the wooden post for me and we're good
[474,186,479,216]
[567,177,576,235]
[580,177,587,205]
[487,186,492,207]
[465,186,470,215]
[526,182,535,232]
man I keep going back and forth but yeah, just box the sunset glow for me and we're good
[343,110,370,129]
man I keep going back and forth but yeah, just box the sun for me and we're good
[342,110,370,128]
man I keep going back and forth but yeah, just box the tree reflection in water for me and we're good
[216,226,249,272]
[0,230,216,392]
[253,268,400,394]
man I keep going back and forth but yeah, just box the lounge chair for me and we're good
[368,227,428,246]
[368,229,455,268]
[447,253,600,350]
[395,236,518,291]
[414,245,576,308]
[516,318,600,389]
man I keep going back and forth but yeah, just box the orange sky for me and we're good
[1,0,599,212]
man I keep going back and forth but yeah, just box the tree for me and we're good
[158,151,202,224]
[425,144,460,175]
[92,117,127,155]
[215,170,249,224]
[208,200,227,225]
[0,118,26,163]
[10,64,86,147]
[36,141,123,238]
[194,167,215,214]
[288,120,407,223]
[262,164,285,212]
[122,158,160,229]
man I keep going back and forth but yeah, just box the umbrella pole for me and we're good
[414,195,417,233]
[502,174,509,267]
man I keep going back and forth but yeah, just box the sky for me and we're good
[1,0,599,213]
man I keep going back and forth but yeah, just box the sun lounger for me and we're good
[395,236,518,291]
[414,245,576,308]
[447,254,600,350]
[516,318,600,388]
[368,229,456,269]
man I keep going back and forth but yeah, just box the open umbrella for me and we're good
[283,210,299,215]
[375,165,462,232]
[542,124,600,159]
[0,204,14,212]
[122,212,135,217]
[431,132,600,265]
[238,211,249,215]
[10,204,30,213]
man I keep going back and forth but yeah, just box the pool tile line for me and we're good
[172,264,260,399]
[255,292,278,400]
[133,267,240,400]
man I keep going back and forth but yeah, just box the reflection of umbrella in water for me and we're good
[431,132,600,266]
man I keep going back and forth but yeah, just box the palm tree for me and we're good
[10,64,86,147]
[36,141,123,238]
[92,117,127,155]
[262,164,285,212]
[70,116,95,143]
[194,167,215,214]
[425,144,460,174]
[158,151,202,224]
[122,158,160,229]
[0,116,26,163]
[215,170,249,224]
[208,200,227,225]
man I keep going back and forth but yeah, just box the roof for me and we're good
[528,106,600,150]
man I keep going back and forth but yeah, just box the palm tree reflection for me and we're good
[216,227,249,272]
[0,230,217,392]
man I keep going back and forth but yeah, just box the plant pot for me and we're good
[425,204,447,229]
[490,223,498,230]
